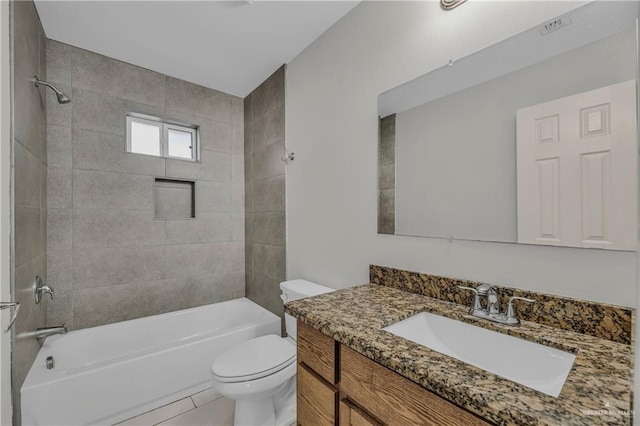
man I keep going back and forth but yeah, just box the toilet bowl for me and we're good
[211,335,297,426]
[211,280,335,426]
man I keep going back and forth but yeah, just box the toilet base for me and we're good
[274,378,296,426]
[232,378,296,426]
[234,399,275,426]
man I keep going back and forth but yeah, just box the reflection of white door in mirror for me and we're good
[516,79,637,251]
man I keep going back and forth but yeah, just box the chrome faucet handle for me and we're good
[41,285,54,299]
[475,283,495,295]
[34,276,54,304]
[508,296,536,304]
[457,286,483,314]
[457,285,477,294]
[505,296,535,324]
[487,288,500,315]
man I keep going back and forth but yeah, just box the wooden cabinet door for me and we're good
[297,321,337,384]
[297,363,337,426]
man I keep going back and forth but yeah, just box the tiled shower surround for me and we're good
[244,67,287,318]
[377,114,395,234]
[46,40,245,330]
[11,1,48,421]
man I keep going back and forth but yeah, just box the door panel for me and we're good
[517,79,637,250]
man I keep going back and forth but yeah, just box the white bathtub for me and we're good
[21,298,281,426]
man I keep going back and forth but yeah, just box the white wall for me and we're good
[285,1,638,307]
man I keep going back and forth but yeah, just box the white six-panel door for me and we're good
[516,79,637,251]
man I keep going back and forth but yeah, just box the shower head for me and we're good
[33,76,71,104]
[55,92,71,104]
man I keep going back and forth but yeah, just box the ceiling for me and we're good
[34,1,359,97]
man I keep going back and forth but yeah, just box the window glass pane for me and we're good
[168,128,194,159]
[131,121,161,156]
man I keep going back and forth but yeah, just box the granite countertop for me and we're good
[285,284,633,425]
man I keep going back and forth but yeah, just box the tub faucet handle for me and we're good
[34,276,54,304]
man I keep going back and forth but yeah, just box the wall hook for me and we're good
[282,152,295,164]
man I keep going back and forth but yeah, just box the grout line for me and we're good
[14,136,45,164]
[247,241,285,249]
[250,99,285,123]
[200,146,236,155]
[155,398,197,425]
[118,388,225,425]
[116,397,195,426]
[70,240,240,251]
[70,206,235,214]
[71,166,164,178]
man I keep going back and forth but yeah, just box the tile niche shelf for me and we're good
[154,178,196,219]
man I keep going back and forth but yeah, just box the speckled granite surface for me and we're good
[370,265,633,345]
[285,285,633,425]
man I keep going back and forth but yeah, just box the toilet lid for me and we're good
[211,335,296,383]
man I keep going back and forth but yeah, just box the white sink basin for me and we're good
[382,312,575,397]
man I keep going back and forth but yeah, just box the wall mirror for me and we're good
[377,1,639,251]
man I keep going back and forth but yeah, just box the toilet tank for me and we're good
[280,279,335,341]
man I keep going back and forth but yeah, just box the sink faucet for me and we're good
[458,285,535,325]
[35,324,67,343]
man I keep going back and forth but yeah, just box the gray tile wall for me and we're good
[11,1,48,423]
[244,66,286,318]
[46,40,244,330]
[378,114,395,234]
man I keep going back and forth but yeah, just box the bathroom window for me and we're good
[126,114,198,161]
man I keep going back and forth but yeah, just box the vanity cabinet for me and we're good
[340,345,490,425]
[297,322,338,425]
[297,364,337,426]
[297,321,492,426]
[297,320,337,384]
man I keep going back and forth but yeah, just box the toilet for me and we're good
[211,279,335,426]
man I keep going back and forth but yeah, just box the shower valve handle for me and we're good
[34,276,54,304]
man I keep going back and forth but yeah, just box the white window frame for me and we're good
[164,124,198,161]
[126,113,199,162]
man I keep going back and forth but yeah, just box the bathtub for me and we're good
[21,298,281,426]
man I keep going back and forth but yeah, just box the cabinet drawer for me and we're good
[297,363,337,426]
[340,345,492,426]
[339,399,382,426]
[297,321,336,384]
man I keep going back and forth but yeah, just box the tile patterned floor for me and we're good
[115,388,234,426]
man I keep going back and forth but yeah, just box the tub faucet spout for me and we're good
[35,324,67,343]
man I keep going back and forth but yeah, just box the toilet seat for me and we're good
[212,335,296,383]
